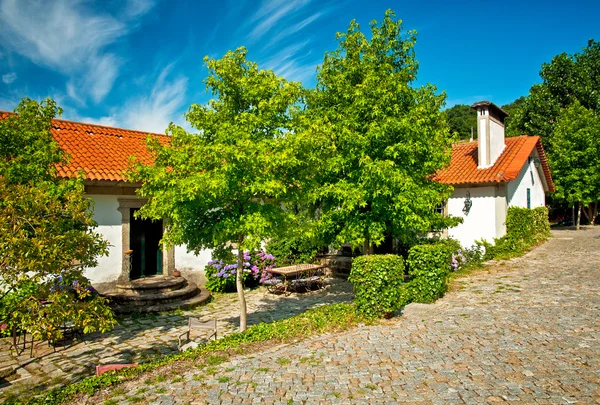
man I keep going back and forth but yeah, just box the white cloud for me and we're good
[124,0,157,19]
[0,0,154,103]
[78,64,188,133]
[266,11,325,46]
[262,40,318,83]
[2,72,16,84]
[247,0,312,42]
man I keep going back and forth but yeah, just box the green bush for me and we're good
[480,206,550,260]
[406,244,453,303]
[349,254,405,318]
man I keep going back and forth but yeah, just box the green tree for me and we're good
[0,99,115,344]
[509,40,600,222]
[502,96,526,136]
[132,48,311,331]
[548,102,600,228]
[307,10,459,252]
[509,40,600,144]
[445,104,477,140]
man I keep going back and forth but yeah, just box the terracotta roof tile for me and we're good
[0,111,169,182]
[434,135,554,192]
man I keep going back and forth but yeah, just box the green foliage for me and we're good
[509,40,600,145]
[265,235,325,266]
[501,96,526,136]
[349,254,405,318]
[548,102,600,217]
[480,206,550,260]
[306,9,459,251]
[444,104,477,140]
[16,303,369,405]
[131,47,313,331]
[406,244,453,303]
[0,98,115,342]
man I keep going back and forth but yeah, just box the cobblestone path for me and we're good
[0,279,353,398]
[89,228,600,404]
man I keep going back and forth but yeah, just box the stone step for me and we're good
[104,280,200,305]
[110,288,211,314]
[115,275,186,293]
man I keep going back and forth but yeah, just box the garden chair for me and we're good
[178,318,217,351]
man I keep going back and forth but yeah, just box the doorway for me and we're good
[129,208,163,279]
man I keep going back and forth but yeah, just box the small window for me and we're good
[530,170,535,185]
[527,188,531,209]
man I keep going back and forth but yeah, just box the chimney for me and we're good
[472,101,509,168]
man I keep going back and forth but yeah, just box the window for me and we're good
[527,188,531,209]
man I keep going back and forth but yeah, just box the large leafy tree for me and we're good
[307,10,458,252]
[548,102,600,228]
[132,48,311,331]
[445,104,477,140]
[509,40,600,144]
[0,99,115,345]
[510,40,600,223]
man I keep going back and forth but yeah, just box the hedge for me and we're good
[348,254,406,318]
[483,206,550,260]
[406,244,454,303]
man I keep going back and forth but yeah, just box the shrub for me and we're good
[349,254,405,318]
[204,251,276,293]
[479,206,550,260]
[406,244,453,303]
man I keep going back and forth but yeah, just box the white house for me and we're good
[2,100,553,292]
[46,118,211,292]
[434,101,554,248]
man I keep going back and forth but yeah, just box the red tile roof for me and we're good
[433,135,555,192]
[0,111,169,182]
[1,112,554,192]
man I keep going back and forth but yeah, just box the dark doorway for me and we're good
[130,208,163,280]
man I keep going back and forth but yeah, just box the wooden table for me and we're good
[264,264,326,295]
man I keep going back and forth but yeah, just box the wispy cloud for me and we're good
[262,40,318,82]
[123,0,157,19]
[266,10,326,47]
[0,0,154,104]
[246,0,312,42]
[77,64,188,133]
[2,72,16,84]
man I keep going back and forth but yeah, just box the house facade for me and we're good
[434,101,554,248]
[48,118,211,291]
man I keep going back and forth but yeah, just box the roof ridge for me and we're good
[0,110,168,138]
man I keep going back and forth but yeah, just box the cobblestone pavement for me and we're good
[88,228,600,404]
[0,279,353,397]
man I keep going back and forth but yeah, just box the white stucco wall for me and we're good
[447,186,507,248]
[490,119,506,166]
[86,195,123,284]
[507,150,546,208]
[175,246,212,272]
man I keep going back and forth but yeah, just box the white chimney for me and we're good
[472,101,509,168]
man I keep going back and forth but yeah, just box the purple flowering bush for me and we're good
[205,251,276,293]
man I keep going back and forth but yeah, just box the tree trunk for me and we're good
[591,202,598,226]
[577,203,582,230]
[363,237,373,255]
[236,241,247,332]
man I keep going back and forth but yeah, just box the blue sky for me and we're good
[0,0,598,132]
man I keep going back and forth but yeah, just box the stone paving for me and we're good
[83,227,600,404]
[0,279,354,398]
